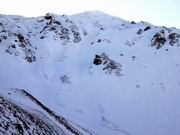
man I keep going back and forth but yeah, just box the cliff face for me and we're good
[0,11,180,135]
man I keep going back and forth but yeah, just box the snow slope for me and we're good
[0,11,180,135]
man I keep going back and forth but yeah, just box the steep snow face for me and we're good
[0,12,180,135]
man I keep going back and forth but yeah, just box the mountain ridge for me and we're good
[0,11,180,135]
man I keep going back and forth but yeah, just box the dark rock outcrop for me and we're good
[168,33,180,46]
[137,29,143,35]
[93,55,103,65]
[144,26,151,31]
[151,30,166,49]
[93,53,122,76]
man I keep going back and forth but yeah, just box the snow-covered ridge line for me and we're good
[0,11,180,64]
[0,94,67,135]
[20,89,83,135]
[0,88,94,135]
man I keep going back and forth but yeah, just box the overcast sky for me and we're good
[0,0,179,28]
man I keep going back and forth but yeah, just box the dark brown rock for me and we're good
[93,58,102,65]
[168,33,180,45]
[151,32,166,49]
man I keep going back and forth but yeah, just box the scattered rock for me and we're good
[17,34,25,43]
[120,54,124,56]
[40,17,82,44]
[73,31,81,43]
[137,29,143,35]
[130,21,136,24]
[97,39,101,43]
[25,56,36,63]
[0,35,7,42]
[44,13,54,20]
[151,30,166,49]
[40,36,45,39]
[60,75,71,84]
[93,55,103,65]
[53,21,61,25]
[132,56,137,61]
[11,44,16,48]
[100,27,104,30]
[144,26,151,31]
[50,26,56,31]
[5,36,36,63]
[132,56,136,58]
[15,124,24,134]
[93,53,122,76]
[168,33,180,46]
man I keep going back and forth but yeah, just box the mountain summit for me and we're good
[0,11,180,135]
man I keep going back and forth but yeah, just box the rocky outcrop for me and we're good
[5,33,36,63]
[0,13,83,63]
[93,53,122,76]
[40,13,82,44]
[151,30,166,49]
[151,29,180,49]
[168,32,180,46]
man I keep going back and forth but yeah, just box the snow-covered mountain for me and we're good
[0,11,180,135]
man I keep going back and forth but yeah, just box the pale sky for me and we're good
[0,0,179,28]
